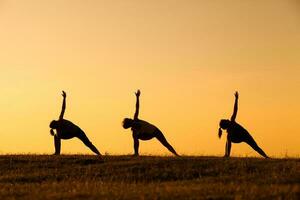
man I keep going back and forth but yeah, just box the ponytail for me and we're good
[50,129,55,136]
[218,128,222,138]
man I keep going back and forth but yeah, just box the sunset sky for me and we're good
[0,0,299,156]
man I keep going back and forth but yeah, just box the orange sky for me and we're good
[0,0,299,157]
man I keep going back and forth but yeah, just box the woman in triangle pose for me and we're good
[219,91,269,158]
[49,91,101,156]
[122,90,179,156]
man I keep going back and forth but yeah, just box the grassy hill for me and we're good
[0,155,299,199]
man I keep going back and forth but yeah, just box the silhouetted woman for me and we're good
[219,92,269,158]
[122,90,179,156]
[49,91,101,155]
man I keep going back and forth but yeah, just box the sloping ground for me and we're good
[0,155,299,199]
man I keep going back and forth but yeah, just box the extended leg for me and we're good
[245,136,269,158]
[77,131,101,155]
[155,130,179,156]
[54,135,61,155]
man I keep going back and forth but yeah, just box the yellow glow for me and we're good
[0,0,299,156]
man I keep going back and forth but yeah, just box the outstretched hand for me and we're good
[62,91,66,98]
[234,91,239,99]
[135,89,141,97]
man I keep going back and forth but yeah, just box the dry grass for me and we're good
[0,155,299,199]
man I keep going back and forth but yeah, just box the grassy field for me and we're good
[0,155,299,199]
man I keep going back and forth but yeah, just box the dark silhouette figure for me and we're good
[49,91,101,155]
[219,92,269,158]
[122,90,179,156]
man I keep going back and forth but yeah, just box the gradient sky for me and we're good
[0,0,299,156]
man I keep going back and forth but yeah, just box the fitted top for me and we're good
[226,121,251,143]
[55,119,83,139]
[131,119,158,139]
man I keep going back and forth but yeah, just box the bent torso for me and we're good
[55,119,83,139]
[131,120,158,140]
[227,121,251,143]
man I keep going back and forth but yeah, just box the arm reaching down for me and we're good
[134,89,141,120]
[59,91,66,120]
[133,137,139,156]
[230,91,239,121]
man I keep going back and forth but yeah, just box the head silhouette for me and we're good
[219,119,231,130]
[218,119,231,138]
[49,120,59,129]
[122,118,133,129]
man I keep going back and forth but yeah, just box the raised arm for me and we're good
[230,91,239,121]
[59,91,66,120]
[133,89,140,120]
